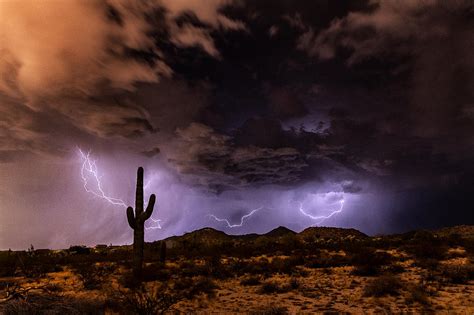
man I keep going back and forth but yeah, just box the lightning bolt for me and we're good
[144,180,152,191]
[78,148,164,228]
[145,218,162,230]
[298,196,345,225]
[142,175,162,229]
[208,206,264,228]
[78,148,126,207]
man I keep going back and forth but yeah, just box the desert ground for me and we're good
[1,225,473,314]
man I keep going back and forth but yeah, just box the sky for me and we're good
[0,0,473,249]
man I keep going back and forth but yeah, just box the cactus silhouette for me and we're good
[160,240,166,263]
[126,167,156,278]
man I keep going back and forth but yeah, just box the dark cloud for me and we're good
[168,123,308,191]
[298,0,474,141]
[264,84,308,119]
[0,150,26,163]
[341,180,363,194]
[141,147,161,158]
[1,0,473,248]
[134,79,214,133]
[234,118,288,148]
[0,0,246,154]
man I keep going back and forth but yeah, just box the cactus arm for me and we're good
[126,207,136,229]
[135,167,144,214]
[142,194,156,221]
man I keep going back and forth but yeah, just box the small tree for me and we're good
[126,167,156,278]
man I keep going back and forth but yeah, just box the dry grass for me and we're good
[363,274,402,297]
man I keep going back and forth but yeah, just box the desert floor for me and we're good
[1,227,473,314]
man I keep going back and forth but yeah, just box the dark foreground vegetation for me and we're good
[1,225,473,313]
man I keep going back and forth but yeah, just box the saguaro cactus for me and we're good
[126,167,156,278]
[160,240,167,263]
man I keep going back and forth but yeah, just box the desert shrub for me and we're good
[439,265,474,284]
[269,257,295,274]
[403,232,447,262]
[420,267,442,283]
[0,248,62,278]
[0,281,16,291]
[385,262,405,274]
[178,256,230,279]
[325,253,349,267]
[253,237,277,253]
[302,235,316,244]
[462,239,474,255]
[257,280,296,294]
[406,284,431,305]
[203,254,231,279]
[250,305,289,315]
[242,257,271,276]
[72,263,111,290]
[22,263,61,278]
[1,294,103,315]
[351,248,394,276]
[1,300,39,315]
[262,278,302,293]
[446,247,467,259]
[445,233,463,247]
[259,281,281,294]
[411,246,448,264]
[190,276,218,297]
[227,258,247,275]
[232,243,255,258]
[47,284,64,294]
[119,285,178,315]
[321,267,332,275]
[0,252,17,277]
[370,236,395,250]
[240,275,262,286]
[305,252,349,269]
[265,256,309,276]
[15,252,62,278]
[173,276,218,298]
[297,268,310,277]
[279,234,302,251]
[172,276,193,292]
[288,277,300,290]
[363,275,402,297]
[179,260,208,277]
[120,272,142,289]
[142,262,170,282]
[287,254,306,267]
[68,245,91,255]
[415,258,440,269]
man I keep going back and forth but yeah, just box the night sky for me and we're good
[1,0,473,249]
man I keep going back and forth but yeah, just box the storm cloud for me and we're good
[0,0,473,249]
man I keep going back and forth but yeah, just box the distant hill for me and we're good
[299,226,368,240]
[159,225,474,248]
[158,225,369,249]
[263,226,296,238]
[386,225,474,242]
[434,225,474,240]
[160,227,232,248]
[30,224,472,253]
